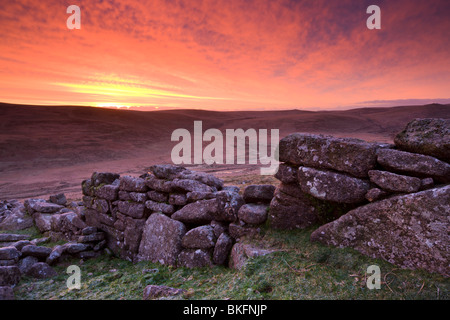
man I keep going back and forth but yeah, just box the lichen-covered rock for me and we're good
[377,148,450,183]
[228,222,260,239]
[77,232,105,243]
[181,225,216,249]
[45,246,65,265]
[0,201,33,231]
[171,178,214,193]
[279,133,388,178]
[268,186,318,230]
[81,179,94,196]
[311,185,450,276]
[394,118,450,163]
[171,199,217,224]
[176,171,224,190]
[297,166,370,204]
[123,217,146,253]
[147,191,169,203]
[117,201,147,219]
[48,193,67,206]
[95,183,119,201]
[214,190,244,222]
[119,176,148,192]
[26,262,57,279]
[28,201,64,214]
[186,191,216,202]
[168,193,187,206]
[0,247,21,260]
[0,234,30,242]
[21,245,52,260]
[145,175,176,193]
[368,170,421,193]
[145,200,175,216]
[0,286,15,300]
[237,203,268,225]
[274,163,298,184]
[243,185,275,204]
[33,213,53,233]
[420,177,435,190]
[0,266,21,286]
[149,164,188,180]
[213,233,233,265]
[91,172,120,187]
[177,249,213,268]
[365,188,389,202]
[138,213,186,266]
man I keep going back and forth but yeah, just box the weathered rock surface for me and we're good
[49,193,67,206]
[117,201,147,219]
[213,233,233,265]
[150,164,188,180]
[95,183,119,201]
[311,185,450,275]
[0,234,30,242]
[394,118,450,163]
[145,200,175,216]
[21,245,52,260]
[0,266,21,286]
[368,170,421,193]
[171,199,217,224]
[274,163,298,184]
[0,286,14,300]
[0,247,21,260]
[171,178,214,193]
[279,133,387,177]
[91,172,120,187]
[26,262,57,279]
[18,256,39,274]
[297,166,370,203]
[177,249,213,268]
[214,190,244,222]
[237,203,268,225]
[228,222,260,239]
[377,149,450,183]
[365,188,389,202]
[119,176,148,192]
[269,186,317,229]
[0,201,33,231]
[243,185,275,204]
[181,225,216,249]
[138,213,186,266]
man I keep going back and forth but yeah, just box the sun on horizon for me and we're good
[0,1,449,111]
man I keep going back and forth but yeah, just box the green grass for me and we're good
[13,226,449,300]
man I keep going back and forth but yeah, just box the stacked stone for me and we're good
[82,165,275,268]
[272,118,449,275]
[270,133,391,229]
[24,193,91,241]
[0,200,33,231]
[0,230,106,300]
[272,119,450,231]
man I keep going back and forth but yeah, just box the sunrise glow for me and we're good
[1,0,449,110]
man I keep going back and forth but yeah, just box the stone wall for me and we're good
[270,118,450,275]
[81,165,274,267]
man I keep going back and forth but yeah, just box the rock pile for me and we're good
[81,165,274,268]
[0,225,106,300]
[0,200,33,231]
[272,118,450,275]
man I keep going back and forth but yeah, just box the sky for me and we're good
[0,0,449,111]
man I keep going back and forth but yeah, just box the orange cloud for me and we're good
[0,0,449,110]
